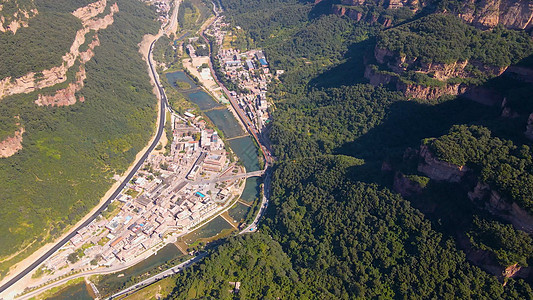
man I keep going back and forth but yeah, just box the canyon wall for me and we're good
[0,0,118,102]
[0,0,38,34]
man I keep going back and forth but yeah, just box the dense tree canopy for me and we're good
[161,1,533,299]
[378,14,533,67]
[0,0,159,278]
[427,125,533,213]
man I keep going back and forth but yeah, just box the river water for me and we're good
[166,71,260,171]
[44,281,92,300]
[50,71,262,299]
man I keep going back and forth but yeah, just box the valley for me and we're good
[0,0,533,299]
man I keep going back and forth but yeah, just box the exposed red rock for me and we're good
[456,0,533,30]
[0,1,118,101]
[417,145,469,182]
[35,65,87,107]
[333,0,533,30]
[468,181,533,233]
[393,172,424,197]
[0,127,24,158]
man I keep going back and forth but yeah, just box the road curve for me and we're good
[0,32,168,298]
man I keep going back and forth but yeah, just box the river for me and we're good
[49,71,261,299]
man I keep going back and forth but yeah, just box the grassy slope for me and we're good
[0,0,159,278]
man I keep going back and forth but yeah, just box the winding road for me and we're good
[0,12,171,300]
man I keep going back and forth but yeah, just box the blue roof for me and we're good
[196,192,206,198]
[259,58,268,66]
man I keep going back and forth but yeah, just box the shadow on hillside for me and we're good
[336,97,499,161]
[309,38,374,89]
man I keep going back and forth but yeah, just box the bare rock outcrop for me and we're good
[0,0,118,101]
[398,81,467,100]
[393,172,425,197]
[333,0,533,30]
[0,126,24,158]
[35,65,87,107]
[374,46,508,80]
[332,0,422,26]
[364,64,469,100]
[505,65,533,83]
[417,145,469,182]
[0,0,38,34]
[468,181,533,233]
[367,45,510,100]
[35,34,101,106]
[456,0,533,30]
[72,0,108,23]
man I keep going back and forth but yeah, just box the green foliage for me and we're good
[34,0,95,13]
[270,84,404,160]
[468,217,533,267]
[168,234,308,299]
[263,155,524,299]
[0,10,81,79]
[427,125,533,213]
[378,14,533,67]
[67,251,80,264]
[178,0,198,31]
[0,0,159,277]
[405,174,430,188]
[166,1,533,299]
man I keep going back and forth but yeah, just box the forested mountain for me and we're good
[164,0,533,298]
[0,0,159,279]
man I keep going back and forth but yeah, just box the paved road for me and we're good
[106,253,207,299]
[240,168,271,233]
[0,13,171,300]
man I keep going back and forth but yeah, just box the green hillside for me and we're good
[0,0,158,278]
[160,0,533,297]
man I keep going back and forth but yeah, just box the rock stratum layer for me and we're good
[333,0,533,30]
[456,0,533,30]
[0,0,38,34]
[0,126,24,158]
[0,0,118,102]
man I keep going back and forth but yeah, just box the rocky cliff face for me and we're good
[0,0,38,34]
[336,0,422,12]
[0,126,24,158]
[393,172,425,197]
[364,64,469,100]
[333,0,533,30]
[366,45,510,100]
[468,181,533,233]
[35,34,101,107]
[417,145,469,182]
[398,81,467,100]
[332,0,422,27]
[456,0,533,30]
[0,0,118,101]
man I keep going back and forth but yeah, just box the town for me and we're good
[19,6,276,297]
[37,112,247,278]
[185,15,277,132]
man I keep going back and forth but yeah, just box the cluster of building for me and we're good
[205,17,273,131]
[41,112,244,273]
[145,0,172,24]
